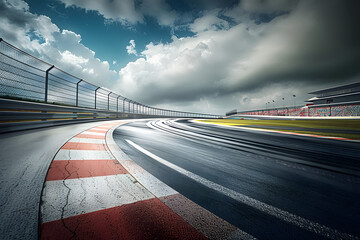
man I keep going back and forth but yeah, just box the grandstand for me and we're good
[307,81,360,116]
[231,81,360,117]
[307,81,360,105]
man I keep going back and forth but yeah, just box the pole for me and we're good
[107,92,112,110]
[117,96,120,112]
[94,87,100,109]
[265,103,267,115]
[123,98,126,112]
[130,101,134,113]
[76,79,82,107]
[293,94,296,108]
[45,65,55,103]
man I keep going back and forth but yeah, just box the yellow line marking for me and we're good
[46,118,74,121]
[0,109,42,113]
[0,119,43,123]
[46,111,74,114]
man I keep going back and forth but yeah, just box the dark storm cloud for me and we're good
[1,0,359,114]
[117,0,360,113]
[0,1,34,28]
[169,0,239,11]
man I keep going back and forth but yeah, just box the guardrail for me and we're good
[0,38,220,122]
[0,98,177,133]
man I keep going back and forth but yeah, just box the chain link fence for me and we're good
[0,39,219,118]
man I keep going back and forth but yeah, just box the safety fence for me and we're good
[235,103,360,117]
[0,38,219,119]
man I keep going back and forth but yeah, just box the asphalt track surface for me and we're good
[113,119,360,240]
[0,121,114,240]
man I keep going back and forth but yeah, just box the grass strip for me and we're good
[197,119,360,140]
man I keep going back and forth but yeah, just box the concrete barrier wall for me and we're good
[0,98,186,133]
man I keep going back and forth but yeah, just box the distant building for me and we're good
[225,109,237,116]
[307,81,360,105]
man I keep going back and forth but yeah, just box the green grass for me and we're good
[197,119,360,140]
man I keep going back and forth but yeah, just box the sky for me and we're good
[0,0,359,115]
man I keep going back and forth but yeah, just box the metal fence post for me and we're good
[95,87,100,109]
[123,98,126,112]
[76,79,82,107]
[45,65,55,103]
[107,92,112,110]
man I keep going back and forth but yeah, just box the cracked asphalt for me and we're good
[0,121,113,240]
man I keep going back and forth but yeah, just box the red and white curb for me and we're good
[40,120,251,239]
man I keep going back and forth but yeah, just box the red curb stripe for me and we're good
[40,198,207,240]
[61,142,106,151]
[75,134,105,139]
[46,160,128,181]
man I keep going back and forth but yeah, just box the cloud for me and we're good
[60,50,89,67]
[0,0,117,87]
[1,0,359,115]
[126,39,137,55]
[140,0,176,27]
[115,0,360,114]
[59,0,177,27]
[189,10,230,33]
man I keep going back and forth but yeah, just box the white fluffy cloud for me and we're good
[1,0,359,115]
[0,0,117,87]
[126,40,137,55]
[115,0,360,114]
[189,10,230,33]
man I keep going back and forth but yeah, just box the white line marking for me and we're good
[126,139,357,240]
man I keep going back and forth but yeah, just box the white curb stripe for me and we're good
[54,149,114,160]
[80,131,106,136]
[106,127,178,198]
[90,127,110,130]
[122,160,178,198]
[68,138,106,144]
[41,174,154,223]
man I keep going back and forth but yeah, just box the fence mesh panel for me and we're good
[0,40,218,118]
